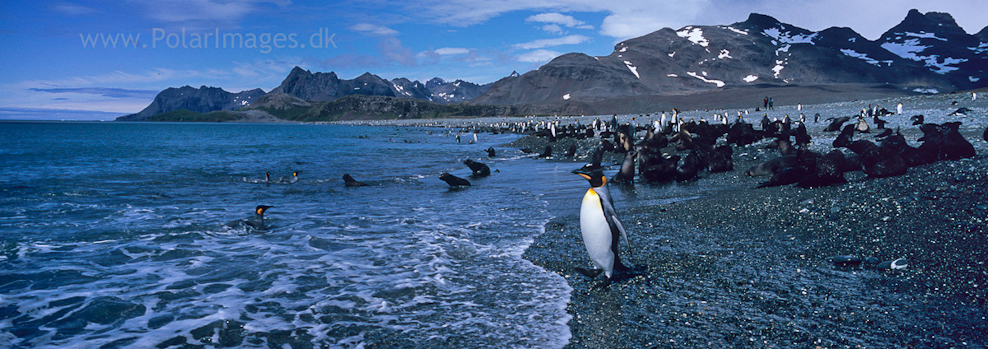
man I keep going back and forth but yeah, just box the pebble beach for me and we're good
[342,90,988,348]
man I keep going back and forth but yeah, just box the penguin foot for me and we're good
[574,267,603,278]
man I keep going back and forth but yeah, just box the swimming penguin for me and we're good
[280,171,300,184]
[439,173,471,188]
[486,147,496,158]
[246,205,274,230]
[572,167,631,282]
[245,172,273,184]
[343,174,369,187]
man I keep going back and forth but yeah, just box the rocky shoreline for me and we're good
[344,90,988,348]
[510,93,988,348]
[524,152,987,348]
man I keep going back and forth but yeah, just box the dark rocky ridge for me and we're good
[268,67,491,105]
[118,86,264,121]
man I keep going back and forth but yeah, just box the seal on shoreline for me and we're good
[612,151,637,184]
[745,155,798,176]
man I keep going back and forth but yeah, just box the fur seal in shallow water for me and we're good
[439,173,471,188]
[463,159,491,177]
[343,174,369,187]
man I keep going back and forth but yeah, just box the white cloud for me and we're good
[141,0,291,27]
[435,47,470,55]
[526,12,594,29]
[52,3,99,16]
[513,34,590,49]
[517,49,562,62]
[359,0,988,42]
[350,23,400,36]
[541,24,563,34]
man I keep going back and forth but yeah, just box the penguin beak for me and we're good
[571,167,595,181]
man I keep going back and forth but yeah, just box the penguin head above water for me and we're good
[573,167,606,188]
[255,205,274,217]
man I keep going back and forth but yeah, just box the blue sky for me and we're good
[1,0,986,120]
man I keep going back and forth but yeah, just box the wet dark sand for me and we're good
[523,145,988,348]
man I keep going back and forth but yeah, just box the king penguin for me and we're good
[573,167,631,282]
[246,205,274,230]
[279,171,300,184]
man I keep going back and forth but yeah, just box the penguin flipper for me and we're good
[610,213,630,250]
[601,198,632,254]
[574,267,603,278]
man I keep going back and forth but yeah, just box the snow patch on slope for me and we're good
[882,39,967,74]
[763,27,817,44]
[624,61,640,79]
[686,71,724,87]
[840,49,892,66]
[677,27,709,47]
[722,26,748,36]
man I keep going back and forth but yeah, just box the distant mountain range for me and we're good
[119,68,495,121]
[119,9,987,121]
[475,9,987,106]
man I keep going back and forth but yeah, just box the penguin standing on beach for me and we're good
[573,167,631,282]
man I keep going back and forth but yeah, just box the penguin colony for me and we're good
[236,99,984,286]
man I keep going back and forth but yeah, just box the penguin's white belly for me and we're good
[580,189,615,276]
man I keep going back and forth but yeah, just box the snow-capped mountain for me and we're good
[878,9,987,87]
[474,10,987,106]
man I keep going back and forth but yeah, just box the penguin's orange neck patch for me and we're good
[256,208,264,215]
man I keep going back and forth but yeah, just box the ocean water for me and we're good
[0,121,591,349]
